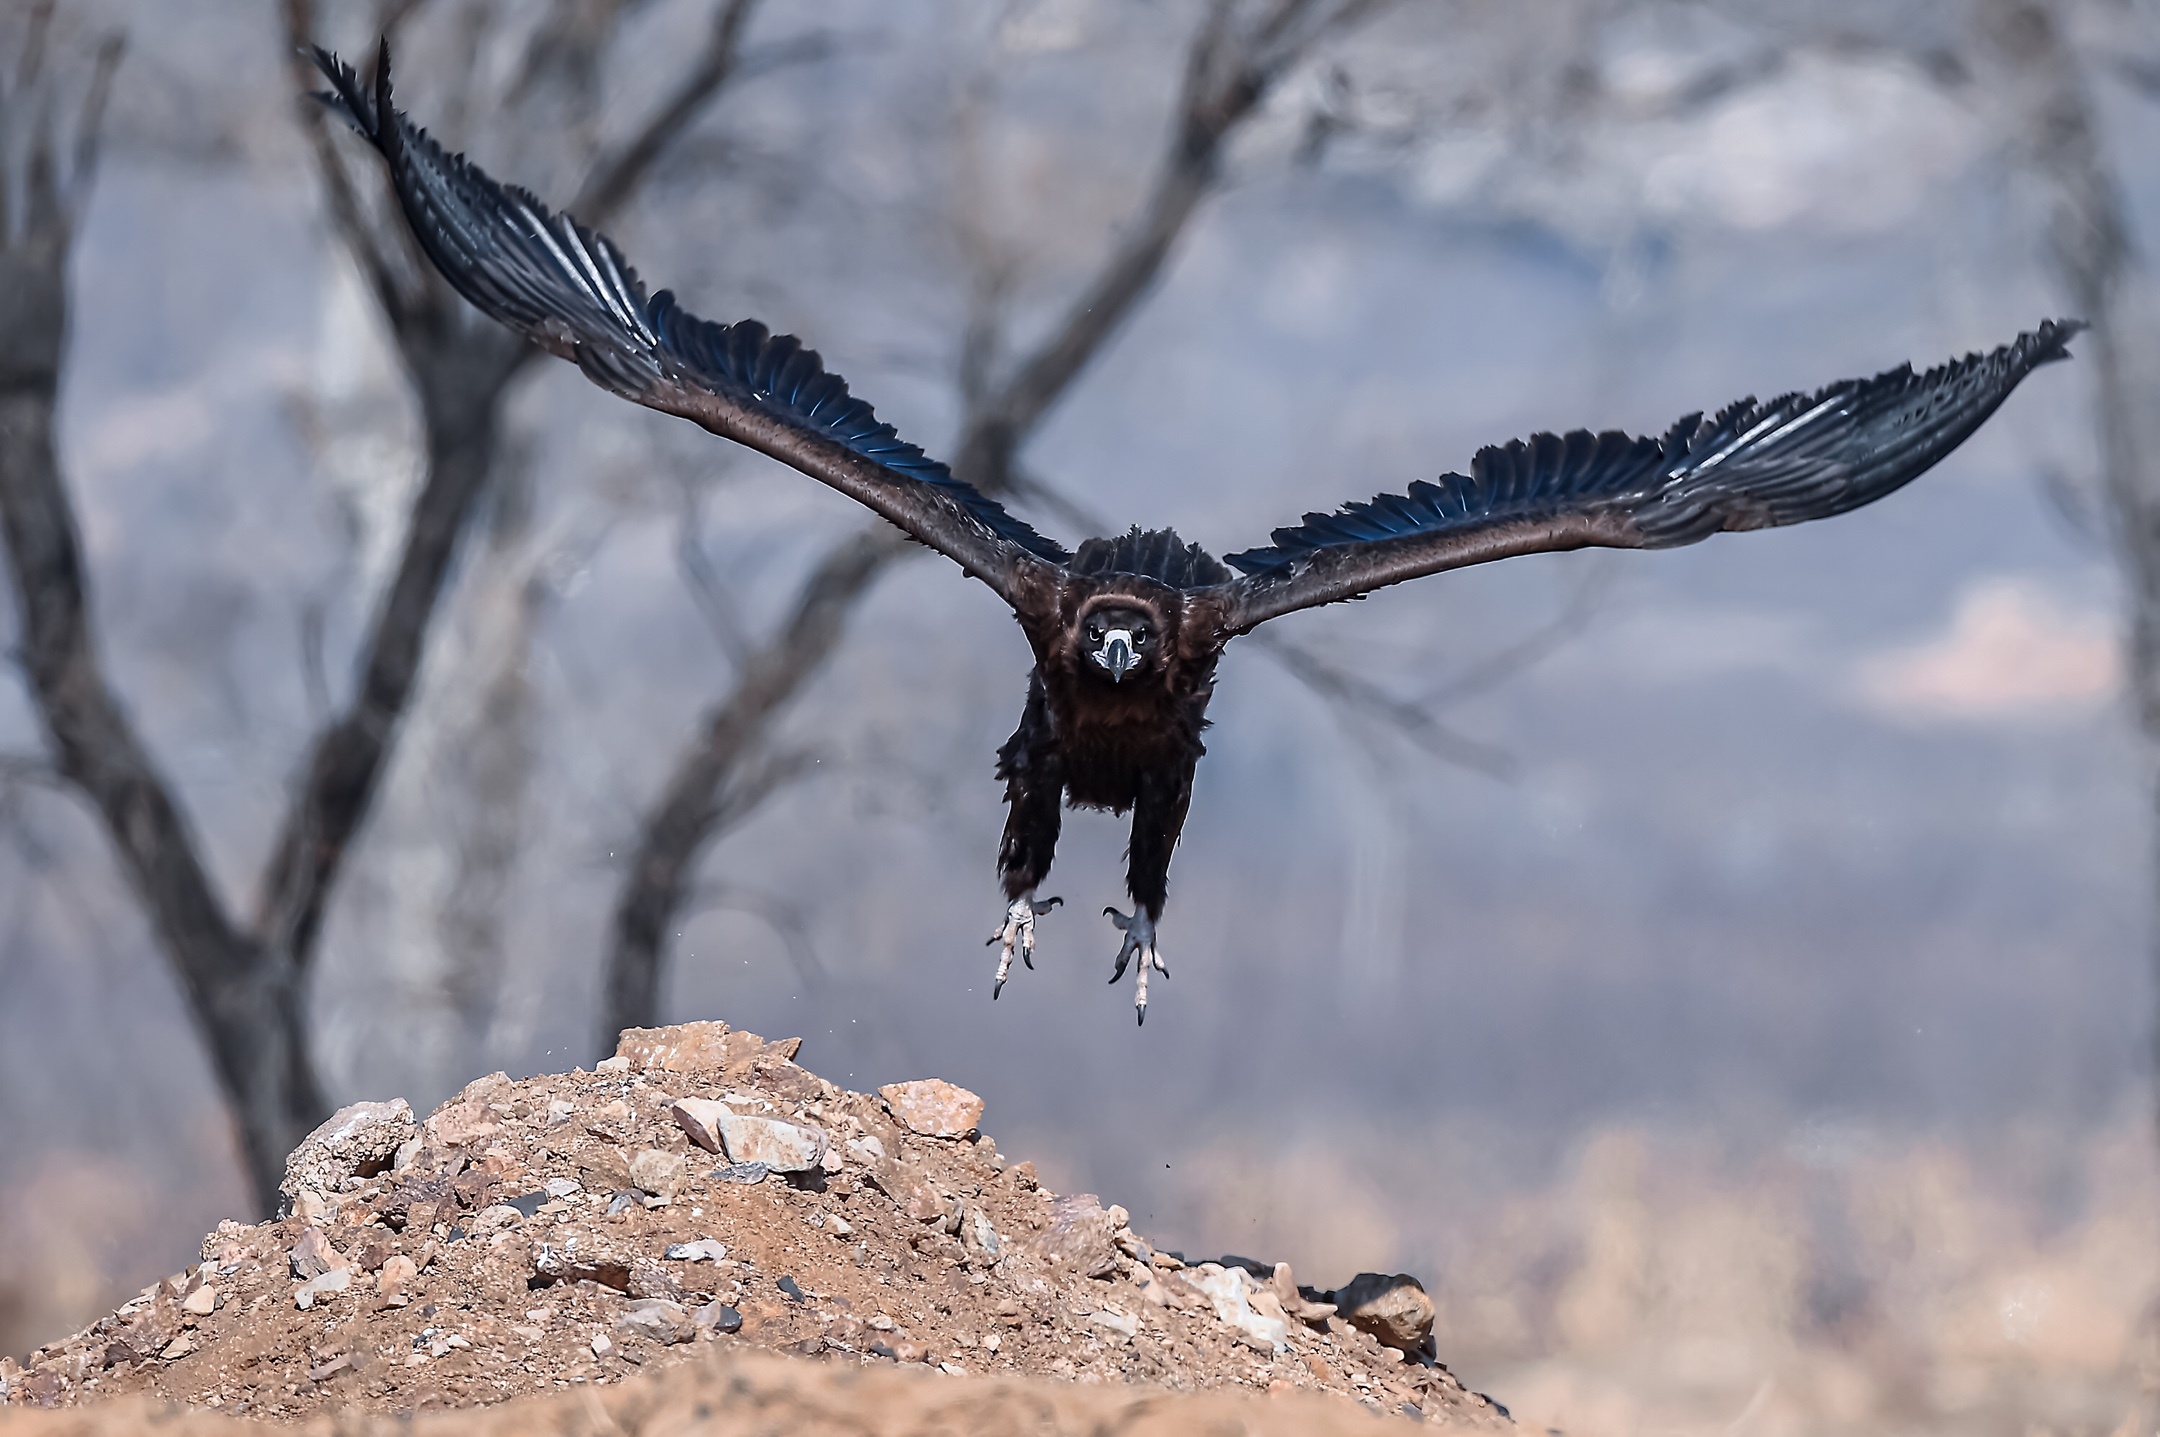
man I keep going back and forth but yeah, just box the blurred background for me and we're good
[3,0,2158,1431]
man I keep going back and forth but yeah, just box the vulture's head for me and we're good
[1078,601,1163,685]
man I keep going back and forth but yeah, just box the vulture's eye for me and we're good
[1134,626,1152,646]
[1086,621,1104,642]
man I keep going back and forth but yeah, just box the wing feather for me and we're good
[311,44,1069,602]
[1221,323,2080,632]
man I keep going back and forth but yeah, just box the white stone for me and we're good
[715,1114,827,1172]
[615,1298,694,1345]
[292,1266,352,1310]
[878,1079,984,1139]
[1089,1306,1140,1339]
[1186,1264,1288,1352]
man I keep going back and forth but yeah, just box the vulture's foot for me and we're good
[1105,907,1169,1025]
[989,892,1062,998]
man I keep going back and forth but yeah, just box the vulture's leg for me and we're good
[1105,762,1194,1025]
[989,677,1063,997]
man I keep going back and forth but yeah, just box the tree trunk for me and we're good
[0,388,324,1214]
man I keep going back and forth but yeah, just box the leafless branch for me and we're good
[0,19,325,1213]
[673,484,754,668]
[1416,560,1613,710]
[64,35,123,219]
[603,525,901,1043]
[263,0,767,976]
[0,751,60,789]
[711,744,823,834]
[2116,54,2160,100]
[734,29,841,84]
[298,598,332,723]
[953,0,1373,486]
[572,0,759,223]
[2037,465,2106,555]
[1247,632,1515,777]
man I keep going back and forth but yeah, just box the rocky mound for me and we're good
[0,1345,1484,1437]
[0,1023,1503,1429]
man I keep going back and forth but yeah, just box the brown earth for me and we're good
[0,1022,1505,1433]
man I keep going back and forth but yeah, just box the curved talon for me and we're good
[1103,906,1169,1021]
[990,893,1060,997]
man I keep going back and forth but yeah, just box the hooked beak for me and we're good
[1093,629,1136,683]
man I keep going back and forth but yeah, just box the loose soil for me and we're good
[0,1023,1506,1433]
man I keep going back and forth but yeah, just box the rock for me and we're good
[423,1094,501,1149]
[860,1150,946,1222]
[695,1301,743,1335]
[180,1285,218,1317]
[1088,1306,1139,1340]
[1186,1263,1289,1352]
[710,1162,771,1185]
[1271,1262,1337,1326]
[292,1267,351,1310]
[1130,1264,1199,1310]
[617,1021,800,1072]
[286,1228,348,1280]
[376,1254,418,1298]
[844,1135,886,1164]
[878,1079,984,1139]
[504,1191,549,1218]
[614,1298,694,1345]
[715,1114,828,1172]
[663,1239,727,1263]
[278,1099,417,1214]
[1331,1272,1434,1354]
[158,1334,195,1361]
[961,1205,1002,1262]
[349,1237,393,1272]
[529,1232,682,1301]
[1025,1194,1121,1278]
[627,1148,687,1201]
[669,1097,732,1153]
[306,1352,355,1382]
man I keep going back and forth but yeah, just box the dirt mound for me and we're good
[0,1023,1503,1430]
[0,1345,1482,1437]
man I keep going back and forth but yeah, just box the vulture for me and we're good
[315,45,2081,1023]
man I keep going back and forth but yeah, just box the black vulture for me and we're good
[315,45,2081,1023]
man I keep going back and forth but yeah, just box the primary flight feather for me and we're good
[316,43,2081,1022]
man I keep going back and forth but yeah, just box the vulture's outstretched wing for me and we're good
[312,45,1070,605]
[1219,323,2080,633]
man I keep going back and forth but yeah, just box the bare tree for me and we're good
[0,13,340,1203]
[0,0,764,1217]
[598,0,1393,1048]
[278,0,762,1051]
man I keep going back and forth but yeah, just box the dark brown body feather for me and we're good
[998,533,1232,918]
